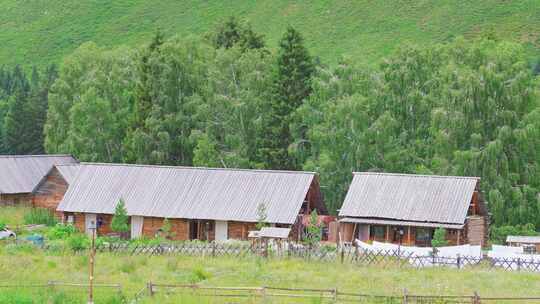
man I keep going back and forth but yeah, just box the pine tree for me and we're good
[259,26,314,169]
[111,199,129,237]
[211,16,265,51]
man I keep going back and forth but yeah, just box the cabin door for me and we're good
[215,221,228,241]
[85,213,97,236]
[131,216,144,239]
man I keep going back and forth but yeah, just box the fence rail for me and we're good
[71,241,540,272]
[144,282,540,303]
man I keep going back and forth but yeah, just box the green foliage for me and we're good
[0,65,55,154]
[303,210,323,247]
[255,203,268,230]
[47,223,76,240]
[259,26,314,169]
[66,234,90,251]
[34,28,540,234]
[491,224,539,245]
[189,265,211,283]
[431,228,448,248]
[23,208,58,227]
[161,218,175,240]
[0,222,5,231]
[111,199,129,234]
[209,16,265,51]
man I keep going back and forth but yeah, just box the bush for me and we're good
[431,227,448,248]
[0,221,6,230]
[23,208,57,226]
[47,223,76,240]
[189,265,211,283]
[67,234,90,251]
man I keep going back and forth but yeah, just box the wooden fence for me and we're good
[143,282,540,303]
[82,241,540,272]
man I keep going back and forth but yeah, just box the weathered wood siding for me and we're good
[32,167,69,218]
[228,221,257,240]
[0,193,32,206]
[465,215,488,247]
[142,217,190,240]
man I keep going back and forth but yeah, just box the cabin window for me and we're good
[371,226,385,240]
[415,228,431,245]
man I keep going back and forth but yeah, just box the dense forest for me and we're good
[1,18,539,234]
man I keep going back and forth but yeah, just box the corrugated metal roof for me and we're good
[259,227,291,238]
[0,155,77,194]
[339,172,479,225]
[55,164,81,184]
[507,236,540,244]
[339,217,464,229]
[57,163,316,224]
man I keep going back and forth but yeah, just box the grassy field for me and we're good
[1,248,540,303]
[2,207,539,303]
[1,1,539,67]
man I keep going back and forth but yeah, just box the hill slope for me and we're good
[1,0,540,66]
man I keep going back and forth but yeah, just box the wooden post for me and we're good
[457,230,461,245]
[385,226,390,242]
[88,227,96,304]
[403,288,408,304]
[407,226,411,245]
[147,282,154,297]
[473,291,480,304]
[351,223,358,242]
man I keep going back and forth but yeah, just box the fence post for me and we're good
[340,246,345,264]
[402,288,408,304]
[212,241,216,257]
[517,258,521,271]
[333,287,338,301]
[472,291,480,304]
[354,241,359,261]
[147,282,154,297]
[457,254,461,269]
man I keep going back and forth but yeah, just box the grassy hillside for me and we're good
[1,1,539,66]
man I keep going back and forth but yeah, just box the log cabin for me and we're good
[339,172,489,247]
[52,163,327,241]
[0,155,77,206]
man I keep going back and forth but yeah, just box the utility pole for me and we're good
[88,220,96,304]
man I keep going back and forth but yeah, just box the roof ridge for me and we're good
[353,172,480,180]
[73,162,317,175]
[0,154,74,158]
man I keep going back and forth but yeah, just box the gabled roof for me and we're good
[0,155,78,194]
[507,235,540,244]
[339,172,479,225]
[57,163,318,224]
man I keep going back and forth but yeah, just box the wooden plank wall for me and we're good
[33,168,69,218]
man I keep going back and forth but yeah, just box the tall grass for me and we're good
[23,208,58,226]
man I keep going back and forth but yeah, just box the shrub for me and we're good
[67,234,90,251]
[0,221,6,230]
[431,227,448,248]
[189,265,211,283]
[47,223,76,240]
[23,208,57,226]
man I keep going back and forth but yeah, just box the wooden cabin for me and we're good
[53,163,327,241]
[507,236,540,253]
[0,155,77,206]
[339,172,489,247]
